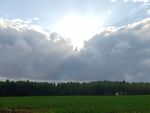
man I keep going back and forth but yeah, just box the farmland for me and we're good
[0,95,150,113]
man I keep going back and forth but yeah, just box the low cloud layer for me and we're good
[61,18,150,82]
[0,18,73,80]
[0,18,150,82]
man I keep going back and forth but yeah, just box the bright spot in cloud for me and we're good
[53,14,103,49]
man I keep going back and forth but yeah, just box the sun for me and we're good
[53,14,103,49]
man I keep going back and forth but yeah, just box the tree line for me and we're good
[0,80,150,96]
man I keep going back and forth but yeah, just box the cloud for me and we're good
[147,9,150,15]
[124,0,150,4]
[60,18,150,82]
[110,0,117,2]
[0,17,150,82]
[0,18,73,80]
[124,0,129,2]
[133,0,150,3]
[32,17,40,21]
[107,10,113,15]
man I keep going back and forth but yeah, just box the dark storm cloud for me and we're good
[0,18,150,82]
[0,18,73,80]
[60,18,150,82]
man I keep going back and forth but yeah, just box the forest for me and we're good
[0,80,150,96]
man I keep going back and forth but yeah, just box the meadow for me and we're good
[0,95,150,113]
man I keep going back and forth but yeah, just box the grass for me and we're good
[0,95,150,113]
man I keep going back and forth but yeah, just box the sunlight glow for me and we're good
[53,14,103,49]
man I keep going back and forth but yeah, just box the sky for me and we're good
[0,0,150,82]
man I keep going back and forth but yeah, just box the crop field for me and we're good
[0,95,150,113]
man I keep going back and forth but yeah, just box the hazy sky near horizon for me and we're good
[0,0,150,81]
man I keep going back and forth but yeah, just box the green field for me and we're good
[0,95,150,113]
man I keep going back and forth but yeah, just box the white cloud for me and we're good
[147,9,150,14]
[124,0,129,2]
[32,17,40,21]
[133,0,150,3]
[110,0,117,2]
[107,10,113,15]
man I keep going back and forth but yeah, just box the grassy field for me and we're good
[0,95,150,113]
